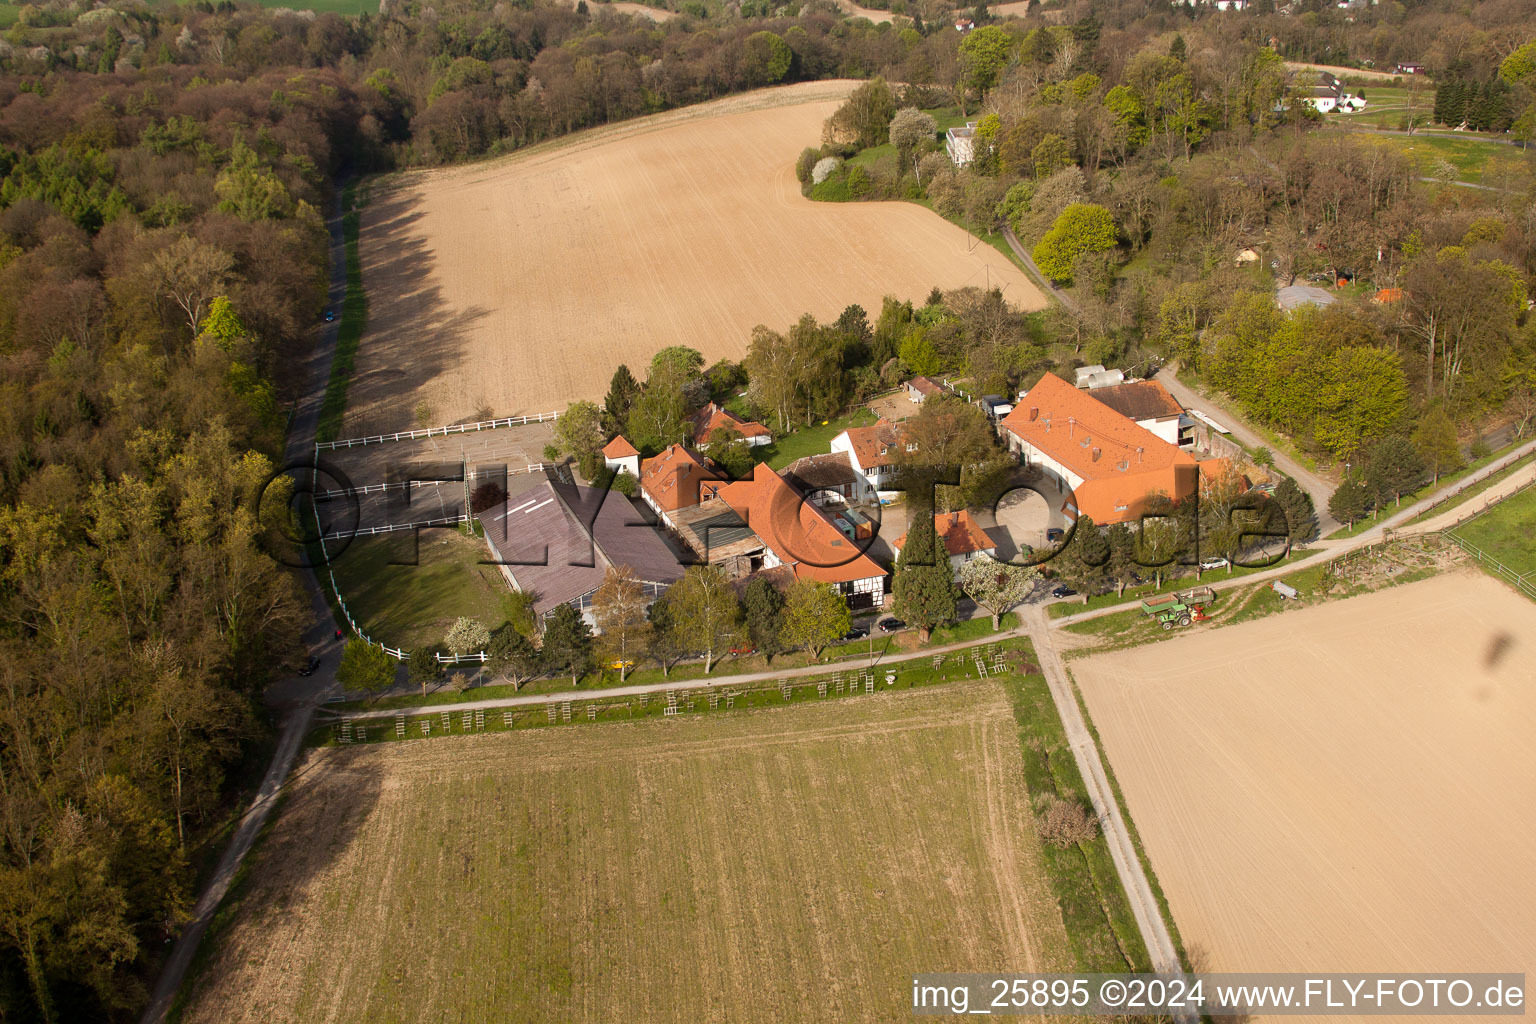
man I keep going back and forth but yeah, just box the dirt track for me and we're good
[349,81,1043,432]
[1074,572,1536,1019]
[180,683,1071,1023]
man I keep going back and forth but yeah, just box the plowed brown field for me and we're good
[181,682,1072,1023]
[1074,572,1536,1017]
[348,81,1043,432]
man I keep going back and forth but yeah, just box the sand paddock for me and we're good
[349,81,1042,432]
[1074,573,1535,1012]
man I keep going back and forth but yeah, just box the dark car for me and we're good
[877,618,906,633]
[1045,528,1065,543]
[842,626,868,641]
[1050,585,1077,599]
[323,309,336,322]
[298,654,321,676]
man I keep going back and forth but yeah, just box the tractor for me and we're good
[1139,587,1217,630]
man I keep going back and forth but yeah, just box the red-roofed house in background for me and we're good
[718,464,887,608]
[830,420,906,501]
[999,372,1198,526]
[1372,287,1404,304]
[688,402,772,448]
[601,435,641,476]
[904,376,942,403]
[639,444,726,528]
[892,510,997,577]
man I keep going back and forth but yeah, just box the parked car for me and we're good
[841,626,868,641]
[606,658,635,671]
[1045,528,1064,543]
[1050,585,1077,599]
[298,655,321,676]
[1199,557,1230,571]
[728,644,755,656]
[323,309,336,322]
[877,618,906,633]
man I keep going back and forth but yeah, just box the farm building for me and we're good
[892,510,997,577]
[781,451,863,504]
[830,420,907,500]
[905,376,942,403]
[477,474,683,626]
[1087,379,1195,449]
[688,402,772,447]
[999,372,1199,526]
[946,122,978,167]
[717,464,887,607]
[601,434,641,476]
[639,443,726,528]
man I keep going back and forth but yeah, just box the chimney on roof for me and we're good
[1029,406,1039,421]
[1136,446,1144,464]
[1068,416,1076,439]
[1092,447,1102,462]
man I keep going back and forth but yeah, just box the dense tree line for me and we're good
[0,57,338,1024]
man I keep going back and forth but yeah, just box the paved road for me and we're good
[140,189,351,1024]
[1155,362,1342,536]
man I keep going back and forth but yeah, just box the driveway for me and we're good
[1155,362,1341,536]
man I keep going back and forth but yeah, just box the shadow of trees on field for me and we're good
[350,183,490,436]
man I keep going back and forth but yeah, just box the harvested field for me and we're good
[182,683,1073,1023]
[349,81,1043,432]
[1074,573,1536,1005]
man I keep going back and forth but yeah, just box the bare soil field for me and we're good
[1074,572,1536,1013]
[181,683,1073,1024]
[349,81,1043,432]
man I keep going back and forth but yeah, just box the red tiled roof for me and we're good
[1000,373,1197,525]
[602,435,639,458]
[1373,287,1404,304]
[689,402,771,442]
[1198,458,1251,494]
[639,444,725,513]
[837,420,904,470]
[907,376,942,396]
[718,464,887,584]
[895,510,996,558]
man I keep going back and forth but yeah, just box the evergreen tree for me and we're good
[1327,476,1369,528]
[1411,405,1462,484]
[407,644,445,697]
[337,638,396,693]
[487,626,540,688]
[892,498,958,642]
[1273,477,1317,548]
[603,364,640,437]
[740,576,786,660]
[541,604,594,684]
[1365,435,1425,507]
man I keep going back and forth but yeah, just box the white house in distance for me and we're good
[946,123,977,167]
[601,435,641,476]
[904,375,942,403]
[892,510,997,577]
[830,420,906,500]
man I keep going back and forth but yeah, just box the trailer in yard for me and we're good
[1271,580,1299,600]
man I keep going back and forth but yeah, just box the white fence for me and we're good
[315,411,560,451]
[321,513,471,541]
[1444,532,1536,600]
[315,465,549,500]
[311,490,487,664]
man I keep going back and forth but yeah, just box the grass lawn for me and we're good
[1448,484,1536,580]
[761,407,879,469]
[0,4,20,27]
[327,528,509,651]
[1366,132,1531,184]
[1403,451,1535,527]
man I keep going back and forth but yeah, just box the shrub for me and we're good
[470,480,508,513]
[811,156,841,184]
[1034,793,1101,848]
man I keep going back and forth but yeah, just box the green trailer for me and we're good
[1139,587,1217,629]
